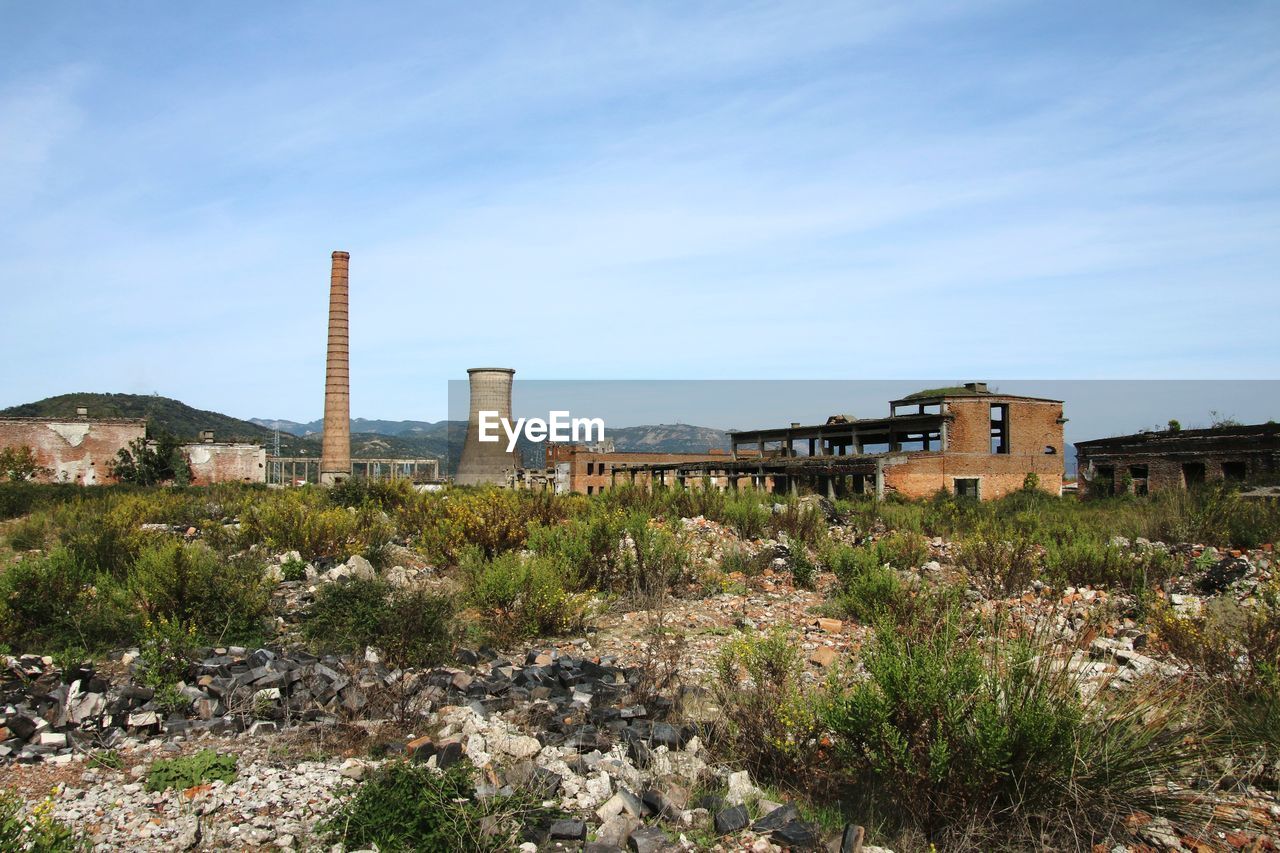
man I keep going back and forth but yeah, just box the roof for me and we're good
[1075,422,1280,450]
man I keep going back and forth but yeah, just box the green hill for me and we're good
[1,393,272,442]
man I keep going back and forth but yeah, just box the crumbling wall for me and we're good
[185,444,267,485]
[880,398,1064,499]
[0,418,146,485]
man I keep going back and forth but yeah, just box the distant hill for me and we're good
[250,417,445,438]
[2,393,272,443]
[5,395,730,474]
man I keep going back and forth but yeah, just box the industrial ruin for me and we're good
[319,251,352,486]
[0,410,146,485]
[592,383,1066,500]
[454,367,520,486]
[1076,422,1280,495]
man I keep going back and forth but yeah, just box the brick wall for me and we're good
[0,418,146,485]
[185,444,267,485]
[882,397,1064,499]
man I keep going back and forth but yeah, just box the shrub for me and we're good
[0,445,51,482]
[768,501,827,548]
[956,533,1040,595]
[320,759,543,853]
[722,495,769,540]
[1043,538,1176,593]
[789,550,817,590]
[6,514,50,551]
[824,602,1210,845]
[1154,587,1280,767]
[718,547,774,578]
[526,508,625,591]
[145,750,237,792]
[874,531,929,569]
[137,615,197,690]
[304,578,456,667]
[713,628,828,791]
[0,549,136,654]
[281,557,306,582]
[619,514,690,597]
[129,541,270,642]
[0,789,85,852]
[827,544,905,624]
[242,489,363,562]
[460,549,589,645]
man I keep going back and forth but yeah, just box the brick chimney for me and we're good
[320,251,351,485]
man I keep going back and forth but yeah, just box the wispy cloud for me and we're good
[0,2,1277,421]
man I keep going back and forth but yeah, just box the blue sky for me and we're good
[2,2,1277,423]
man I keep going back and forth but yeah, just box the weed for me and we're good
[320,759,547,852]
[0,788,85,852]
[145,749,237,792]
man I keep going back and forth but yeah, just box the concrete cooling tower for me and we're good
[319,251,351,485]
[455,367,518,486]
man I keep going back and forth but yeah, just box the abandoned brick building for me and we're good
[0,413,267,486]
[543,443,750,495]
[0,412,146,485]
[185,431,268,486]
[608,383,1066,500]
[1074,422,1280,496]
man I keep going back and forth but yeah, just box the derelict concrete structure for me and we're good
[455,368,519,486]
[319,251,351,485]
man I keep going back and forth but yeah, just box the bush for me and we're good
[129,541,269,642]
[827,544,905,624]
[145,749,237,792]
[1043,538,1176,593]
[320,759,543,852]
[137,615,197,690]
[789,550,817,590]
[957,533,1040,595]
[6,514,50,551]
[713,628,828,791]
[1154,587,1280,769]
[0,549,136,654]
[875,531,929,569]
[242,489,363,563]
[824,600,1210,845]
[460,549,590,646]
[718,547,774,578]
[0,789,85,852]
[304,578,456,667]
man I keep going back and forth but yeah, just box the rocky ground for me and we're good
[2,516,1278,851]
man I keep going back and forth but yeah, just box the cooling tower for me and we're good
[455,367,519,486]
[319,251,351,485]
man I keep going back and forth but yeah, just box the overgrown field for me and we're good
[0,478,1277,850]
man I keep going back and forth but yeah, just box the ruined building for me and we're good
[609,383,1065,500]
[319,251,352,485]
[1075,422,1280,496]
[184,431,266,486]
[543,444,748,495]
[0,410,145,484]
[455,368,520,486]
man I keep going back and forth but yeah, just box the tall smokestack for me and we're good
[455,367,518,486]
[320,251,351,485]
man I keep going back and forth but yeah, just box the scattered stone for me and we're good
[715,803,750,834]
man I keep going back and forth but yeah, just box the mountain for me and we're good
[249,417,446,438]
[2,393,272,443]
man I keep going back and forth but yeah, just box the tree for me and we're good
[0,445,50,481]
[1167,419,1181,432]
[111,432,191,486]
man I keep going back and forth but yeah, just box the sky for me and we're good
[2,2,1278,425]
